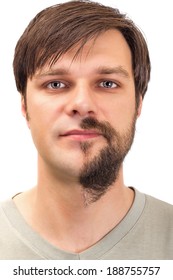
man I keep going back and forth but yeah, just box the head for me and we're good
[13,1,151,204]
[13,0,150,107]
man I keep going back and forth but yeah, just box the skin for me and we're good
[14,30,142,253]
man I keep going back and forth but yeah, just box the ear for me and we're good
[136,95,143,118]
[21,96,26,117]
[21,96,30,128]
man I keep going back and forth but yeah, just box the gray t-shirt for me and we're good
[0,188,173,259]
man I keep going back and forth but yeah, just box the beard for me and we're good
[79,116,136,204]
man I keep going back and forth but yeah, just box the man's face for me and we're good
[23,30,142,202]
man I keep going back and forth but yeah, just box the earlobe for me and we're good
[137,95,143,118]
[21,97,30,128]
[21,97,26,118]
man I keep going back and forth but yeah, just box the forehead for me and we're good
[35,29,133,77]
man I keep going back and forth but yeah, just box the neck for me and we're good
[13,164,134,253]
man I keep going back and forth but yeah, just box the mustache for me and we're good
[80,117,117,143]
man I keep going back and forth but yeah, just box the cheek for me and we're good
[101,97,136,131]
[26,96,68,152]
[26,100,52,148]
[27,92,63,126]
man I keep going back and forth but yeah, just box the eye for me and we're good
[47,81,66,89]
[100,80,118,88]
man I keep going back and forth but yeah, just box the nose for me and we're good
[65,83,98,118]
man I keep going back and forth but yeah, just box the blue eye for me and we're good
[100,81,117,88]
[47,81,66,89]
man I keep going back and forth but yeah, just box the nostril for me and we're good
[72,110,78,115]
[72,109,94,117]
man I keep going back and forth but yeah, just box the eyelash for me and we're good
[46,80,119,90]
[99,80,118,89]
[47,81,67,89]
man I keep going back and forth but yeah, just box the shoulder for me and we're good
[0,199,13,228]
[141,192,173,229]
[145,193,173,214]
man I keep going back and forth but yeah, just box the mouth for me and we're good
[60,130,102,141]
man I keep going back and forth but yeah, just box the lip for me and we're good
[60,129,101,140]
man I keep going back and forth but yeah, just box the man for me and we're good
[0,0,172,260]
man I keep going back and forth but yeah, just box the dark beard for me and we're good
[79,116,136,204]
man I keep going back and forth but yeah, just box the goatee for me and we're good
[79,116,136,204]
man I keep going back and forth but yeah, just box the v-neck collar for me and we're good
[1,188,146,259]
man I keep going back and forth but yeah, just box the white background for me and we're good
[0,0,172,203]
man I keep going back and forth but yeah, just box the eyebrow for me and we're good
[97,66,130,78]
[36,65,130,79]
[35,68,69,78]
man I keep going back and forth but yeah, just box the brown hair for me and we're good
[13,0,150,105]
